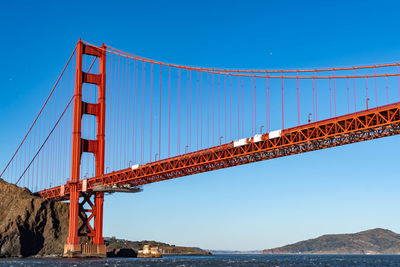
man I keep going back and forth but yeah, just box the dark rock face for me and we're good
[0,179,69,257]
[263,228,400,254]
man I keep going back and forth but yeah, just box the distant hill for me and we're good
[263,228,400,255]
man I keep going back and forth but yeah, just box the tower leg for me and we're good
[92,192,106,255]
[64,182,81,257]
[64,39,84,257]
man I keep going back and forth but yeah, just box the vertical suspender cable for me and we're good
[281,73,284,129]
[150,63,153,162]
[398,66,400,101]
[51,83,57,187]
[241,76,244,137]
[125,58,129,167]
[347,78,350,113]
[200,73,203,148]
[353,69,357,111]
[366,77,369,109]
[375,67,378,106]
[115,56,121,170]
[111,58,116,169]
[253,77,256,134]
[297,72,300,125]
[197,72,199,150]
[115,55,120,169]
[33,111,37,189]
[237,76,240,138]
[315,72,318,121]
[105,54,109,171]
[251,77,253,135]
[218,75,220,143]
[39,119,42,189]
[212,74,215,145]
[127,59,131,167]
[57,72,61,184]
[267,75,270,132]
[329,78,332,118]
[134,60,138,165]
[187,70,190,151]
[189,71,192,151]
[178,68,181,154]
[386,76,389,104]
[312,76,315,122]
[141,62,146,164]
[230,75,232,140]
[207,73,209,147]
[265,73,269,131]
[124,58,128,167]
[225,75,227,140]
[118,56,123,169]
[334,70,336,117]
[28,123,32,188]
[35,114,39,189]
[159,64,162,159]
[168,66,171,157]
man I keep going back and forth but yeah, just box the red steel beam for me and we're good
[38,102,400,201]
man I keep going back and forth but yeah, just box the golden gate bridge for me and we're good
[1,40,400,257]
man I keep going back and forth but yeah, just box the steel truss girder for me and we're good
[39,102,400,201]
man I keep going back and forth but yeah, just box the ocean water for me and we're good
[1,254,400,267]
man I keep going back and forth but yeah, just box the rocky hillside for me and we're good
[263,228,400,254]
[0,178,209,258]
[0,179,71,257]
[105,237,211,255]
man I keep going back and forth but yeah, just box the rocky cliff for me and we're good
[0,179,70,257]
[263,228,400,254]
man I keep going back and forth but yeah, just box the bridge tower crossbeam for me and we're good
[64,40,106,258]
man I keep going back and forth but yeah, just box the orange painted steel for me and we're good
[66,40,83,250]
[39,101,400,201]
[93,41,400,74]
[64,40,106,257]
[81,41,400,79]
[104,47,400,79]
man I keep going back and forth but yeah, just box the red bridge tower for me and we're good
[64,40,107,257]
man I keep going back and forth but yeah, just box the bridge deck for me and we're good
[38,102,400,201]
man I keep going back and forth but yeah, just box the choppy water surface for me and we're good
[1,254,400,266]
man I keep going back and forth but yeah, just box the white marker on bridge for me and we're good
[233,138,249,147]
[268,129,282,139]
[131,164,140,170]
[253,134,263,142]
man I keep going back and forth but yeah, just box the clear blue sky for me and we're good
[2,0,400,251]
